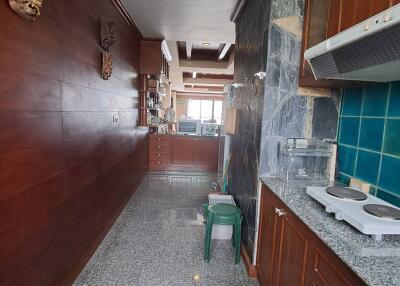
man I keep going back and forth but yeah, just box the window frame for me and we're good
[187,99,222,123]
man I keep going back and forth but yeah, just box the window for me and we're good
[187,99,223,124]
[213,101,222,124]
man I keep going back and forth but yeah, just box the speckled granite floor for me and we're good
[74,176,258,286]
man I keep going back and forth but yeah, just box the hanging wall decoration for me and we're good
[100,20,116,51]
[100,20,116,80]
[9,0,43,21]
[102,52,113,80]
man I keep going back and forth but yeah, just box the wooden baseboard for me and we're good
[240,242,257,278]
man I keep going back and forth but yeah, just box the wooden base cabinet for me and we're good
[257,186,313,286]
[170,136,197,168]
[307,240,366,286]
[149,134,219,172]
[256,184,366,286]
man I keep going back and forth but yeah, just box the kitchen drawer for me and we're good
[149,142,170,153]
[150,135,170,143]
[149,159,169,169]
[150,152,169,161]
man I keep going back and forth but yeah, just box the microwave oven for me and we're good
[177,119,201,135]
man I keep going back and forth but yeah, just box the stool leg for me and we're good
[204,213,214,262]
[231,224,235,247]
[235,215,242,264]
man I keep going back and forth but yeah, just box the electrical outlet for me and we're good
[112,113,119,123]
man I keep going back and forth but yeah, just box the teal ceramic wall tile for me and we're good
[355,150,380,184]
[341,88,363,116]
[383,119,400,156]
[338,173,350,185]
[338,145,356,175]
[387,82,400,117]
[340,82,400,207]
[378,155,400,196]
[359,118,384,151]
[338,117,360,146]
[362,84,389,117]
[369,187,377,196]
[376,189,400,208]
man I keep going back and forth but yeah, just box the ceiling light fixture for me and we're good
[192,72,197,79]
[202,42,211,47]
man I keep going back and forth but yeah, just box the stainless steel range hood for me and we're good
[305,4,400,82]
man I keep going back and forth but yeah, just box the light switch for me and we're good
[112,114,119,123]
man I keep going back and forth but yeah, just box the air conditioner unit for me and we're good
[305,4,400,82]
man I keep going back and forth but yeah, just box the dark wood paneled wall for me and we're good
[0,1,148,285]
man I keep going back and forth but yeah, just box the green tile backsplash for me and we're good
[338,82,400,208]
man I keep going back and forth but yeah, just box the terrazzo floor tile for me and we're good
[74,178,259,286]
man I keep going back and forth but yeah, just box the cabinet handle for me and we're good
[158,146,160,149]
[158,154,160,156]
[158,138,161,141]
[275,208,287,217]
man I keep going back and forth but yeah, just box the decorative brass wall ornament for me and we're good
[102,52,113,80]
[100,20,116,51]
[9,0,43,21]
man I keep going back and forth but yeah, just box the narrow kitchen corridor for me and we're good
[3,0,400,285]
[74,175,258,286]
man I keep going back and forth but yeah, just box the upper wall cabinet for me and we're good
[140,39,171,79]
[299,0,400,88]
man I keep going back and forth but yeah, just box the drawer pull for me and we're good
[158,161,161,164]
[158,146,160,149]
[158,138,161,141]
[275,208,287,217]
[158,154,161,156]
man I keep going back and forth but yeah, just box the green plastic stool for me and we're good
[203,203,242,264]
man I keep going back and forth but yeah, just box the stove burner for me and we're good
[363,204,400,220]
[326,187,368,201]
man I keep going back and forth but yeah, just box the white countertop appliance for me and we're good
[176,119,201,135]
[307,186,400,241]
[201,123,219,136]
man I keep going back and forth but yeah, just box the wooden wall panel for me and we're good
[0,0,147,285]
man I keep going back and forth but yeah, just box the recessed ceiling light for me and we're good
[203,42,211,47]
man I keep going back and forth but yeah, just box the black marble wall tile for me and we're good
[228,0,271,260]
[312,96,339,140]
[232,0,339,262]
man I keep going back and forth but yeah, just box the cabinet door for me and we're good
[195,137,219,172]
[299,0,342,88]
[337,0,392,33]
[307,240,366,286]
[273,211,312,286]
[256,188,280,286]
[170,136,196,167]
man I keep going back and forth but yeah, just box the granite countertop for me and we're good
[260,177,400,286]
